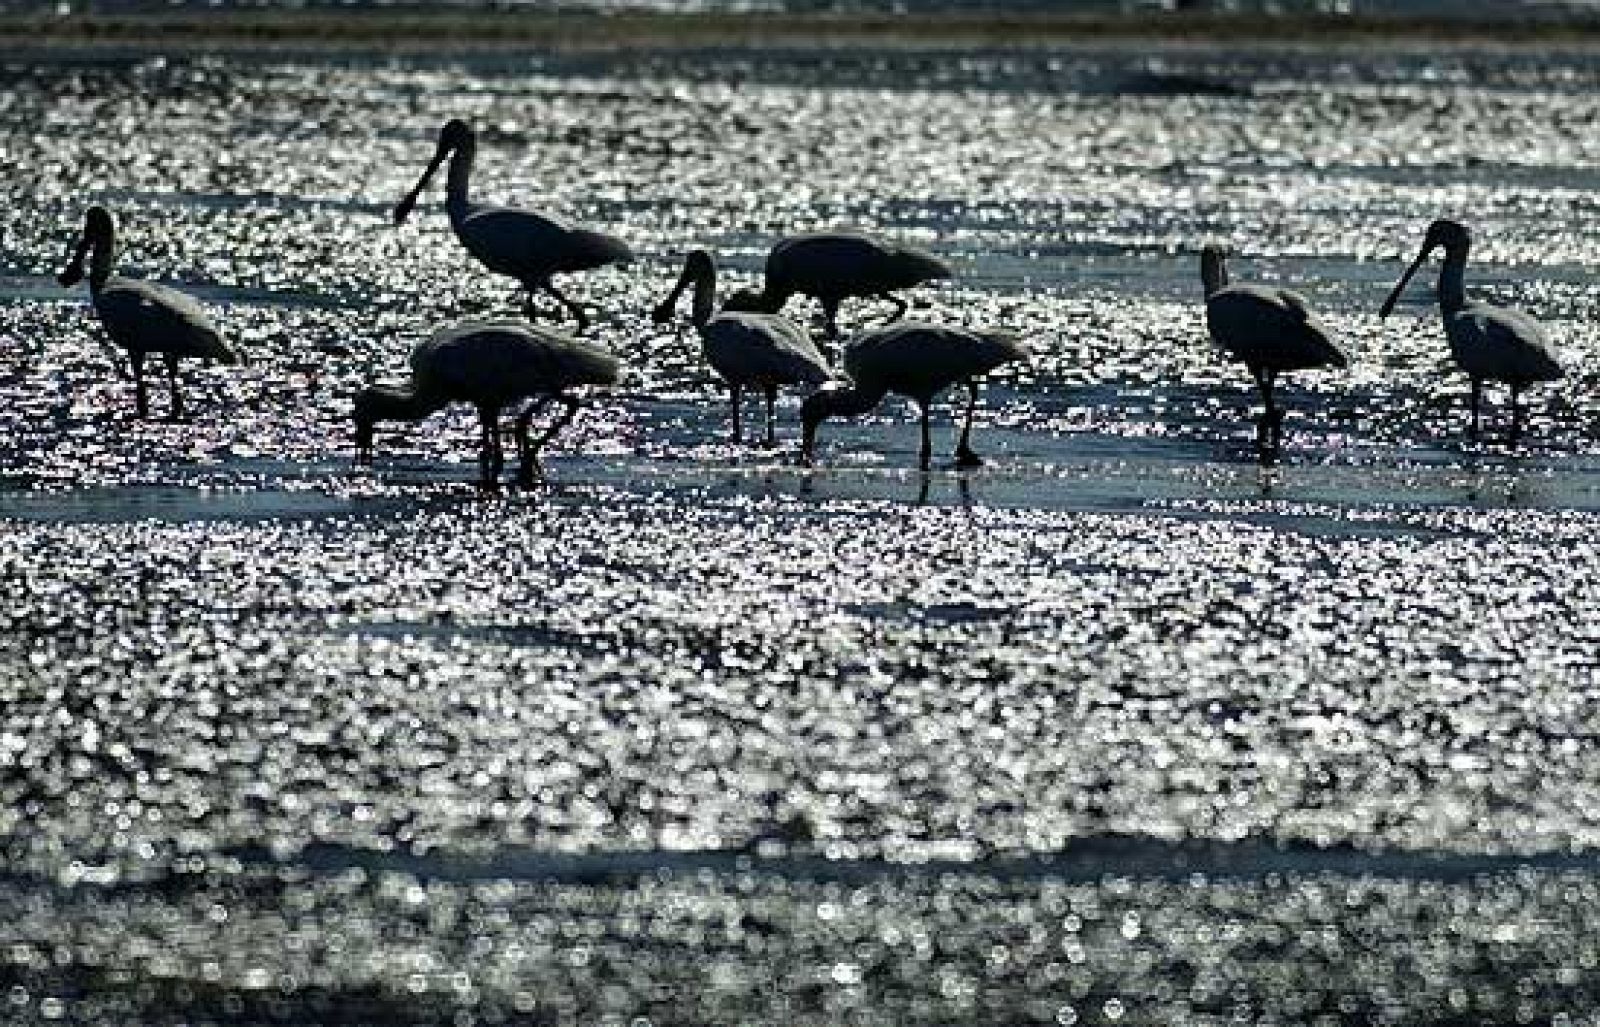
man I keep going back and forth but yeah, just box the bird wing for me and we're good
[1448,303,1563,383]
[843,321,1025,397]
[702,313,833,386]
[457,207,632,279]
[1206,285,1347,371]
[766,232,935,294]
[417,321,620,400]
[94,279,237,362]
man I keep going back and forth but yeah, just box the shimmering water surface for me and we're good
[3,43,1600,1023]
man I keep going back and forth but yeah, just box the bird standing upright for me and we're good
[800,321,1026,471]
[1200,244,1348,449]
[392,119,634,334]
[652,249,832,446]
[736,231,952,345]
[1379,219,1563,439]
[57,206,240,419]
[353,320,621,486]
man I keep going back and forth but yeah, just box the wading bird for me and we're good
[57,206,240,419]
[652,249,832,446]
[353,320,620,486]
[1201,244,1348,448]
[1379,218,1563,439]
[800,321,1026,471]
[392,119,634,334]
[737,231,953,343]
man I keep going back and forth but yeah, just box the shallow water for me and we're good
[3,43,1600,1022]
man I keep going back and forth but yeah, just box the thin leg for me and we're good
[514,396,554,484]
[1253,367,1281,453]
[878,292,908,324]
[917,400,932,472]
[1469,378,1482,440]
[1509,382,1522,442]
[530,394,583,467]
[954,379,982,468]
[821,296,842,341]
[728,384,742,445]
[164,353,184,420]
[763,385,778,449]
[131,351,148,419]
[476,404,501,487]
[541,281,590,335]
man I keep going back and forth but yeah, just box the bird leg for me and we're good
[165,353,185,421]
[877,292,908,325]
[1253,368,1282,453]
[763,385,778,449]
[529,394,583,471]
[540,281,591,336]
[476,404,502,488]
[728,384,743,445]
[1469,378,1482,440]
[514,396,554,484]
[821,297,842,341]
[954,379,983,468]
[130,352,149,419]
[917,399,933,472]
[1509,382,1523,443]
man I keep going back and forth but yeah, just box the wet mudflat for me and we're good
[2,42,1600,1023]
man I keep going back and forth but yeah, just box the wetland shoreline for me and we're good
[10,9,1600,55]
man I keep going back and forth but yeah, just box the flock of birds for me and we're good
[53,118,1568,487]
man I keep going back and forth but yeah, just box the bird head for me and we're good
[1380,218,1471,319]
[394,121,472,226]
[652,249,717,328]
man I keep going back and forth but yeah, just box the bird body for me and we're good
[801,320,1026,470]
[394,119,633,333]
[58,206,239,418]
[1200,245,1347,448]
[354,319,620,485]
[741,231,953,340]
[1380,218,1562,438]
[653,249,831,445]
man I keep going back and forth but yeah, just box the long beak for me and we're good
[57,232,89,287]
[392,145,448,225]
[651,260,695,324]
[1379,245,1433,318]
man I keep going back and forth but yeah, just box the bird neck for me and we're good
[690,268,716,330]
[445,137,475,223]
[1437,241,1468,314]
[1201,250,1229,298]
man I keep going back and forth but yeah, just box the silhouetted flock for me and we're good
[54,119,1566,487]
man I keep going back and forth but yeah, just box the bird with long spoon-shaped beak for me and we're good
[800,321,1026,471]
[58,206,241,419]
[353,320,621,487]
[1379,218,1563,440]
[1201,244,1348,451]
[652,249,833,447]
[735,231,953,349]
[392,119,634,334]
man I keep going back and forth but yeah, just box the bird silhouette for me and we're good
[1200,245,1348,450]
[1380,219,1563,439]
[800,321,1025,471]
[57,206,240,419]
[652,249,832,447]
[353,320,620,486]
[393,119,634,334]
[736,231,952,344]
